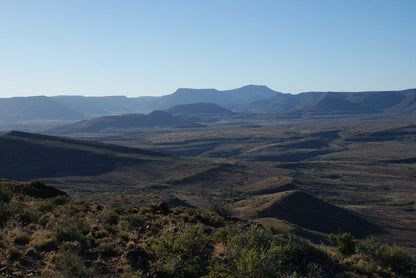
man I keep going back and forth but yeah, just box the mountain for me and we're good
[48,110,196,134]
[245,89,416,117]
[153,85,280,110]
[0,96,83,121]
[166,103,234,115]
[2,87,416,132]
[0,85,279,130]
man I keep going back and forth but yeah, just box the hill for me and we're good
[48,111,195,134]
[233,190,383,237]
[166,103,234,115]
[245,89,416,118]
[0,131,167,180]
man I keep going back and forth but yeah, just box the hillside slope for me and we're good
[1,181,414,277]
[0,131,167,180]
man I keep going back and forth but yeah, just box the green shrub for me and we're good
[0,203,10,226]
[329,233,356,256]
[38,196,69,212]
[93,228,108,239]
[35,238,58,252]
[14,232,30,245]
[209,203,232,219]
[122,214,146,230]
[210,225,332,277]
[153,224,212,277]
[0,184,11,203]
[9,248,23,261]
[0,200,19,227]
[52,252,93,277]
[97,239,120,257]
[356,238,416,276]
[51,217,89,243]
[100,209,120,226]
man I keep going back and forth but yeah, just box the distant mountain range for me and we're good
[248,89,416,116]
[1,86,415,131]
[0,85,279,123]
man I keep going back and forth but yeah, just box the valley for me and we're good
[1,118,415,253]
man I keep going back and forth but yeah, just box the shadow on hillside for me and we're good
[259,190,384,238]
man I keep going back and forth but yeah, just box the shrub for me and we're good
[100,209,120,226]
[356,238,416,276]
[35,238,58,252]
[14,232,30,245]
[0,184,11,203]
[122,214,146,230]
[153,224,212,277]
[0,203,10,226]
[51,216,89,243]
[210,225,332,277]
[329,233,356,256]
[209,203,232,219]
[9,248,23,261]
[97,239,120,257]
[52,252,93,277]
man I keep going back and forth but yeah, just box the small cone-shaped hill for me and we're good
[234,190,383,237]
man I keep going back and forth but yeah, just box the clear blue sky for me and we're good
[1,0,415,97]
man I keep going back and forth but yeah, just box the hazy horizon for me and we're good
[1,0,415,97]
[1,84,416,99]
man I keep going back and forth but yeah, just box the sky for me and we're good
[0,0,415,97]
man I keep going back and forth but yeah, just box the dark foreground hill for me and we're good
[0,131,168,180]
[1,181,414,277]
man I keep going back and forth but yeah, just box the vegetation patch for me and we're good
[0,181,415,277]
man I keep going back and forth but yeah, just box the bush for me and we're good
[153,224,212,277]
[35,238,58,252]
[0,184,11,203]
[100,209,120,226]
[122,214,146,230]
[329,233,356,256]
[209,225,332,277]
[209,203,232,219]
[52,252,93,277]
[51,217,89,243]
[97,239,120,257]
[9,248,23,261]
[356,238,416,276]
[14,232,30,245]
[39,195,70,212]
